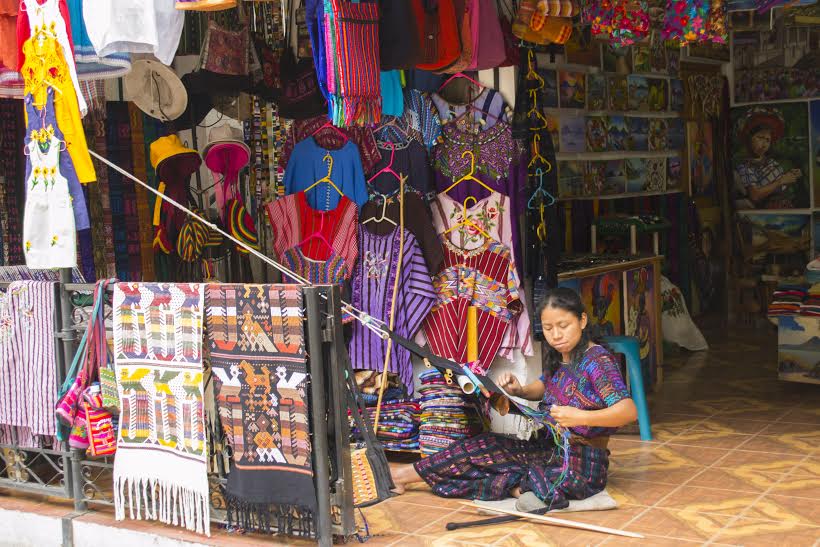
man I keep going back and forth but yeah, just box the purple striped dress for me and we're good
[0,281,58,448]
[349,225,436,393]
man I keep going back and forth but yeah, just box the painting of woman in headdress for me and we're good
[731,104,809,210]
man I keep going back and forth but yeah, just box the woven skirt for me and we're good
[414,432,609,503]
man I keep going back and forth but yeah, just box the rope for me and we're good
[87,150,389,339]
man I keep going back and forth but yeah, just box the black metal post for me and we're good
[57,269,86,511]
[304,287,333,547]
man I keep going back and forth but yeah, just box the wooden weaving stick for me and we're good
[459,502,645,539]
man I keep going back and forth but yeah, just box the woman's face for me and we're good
[540,306,588,355]
[750,129,772,158]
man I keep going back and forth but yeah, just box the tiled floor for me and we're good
[1,325,818,546]
[355,326,820,546]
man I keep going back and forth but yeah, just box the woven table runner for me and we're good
[205,283,316,536]
[113,282,210,535]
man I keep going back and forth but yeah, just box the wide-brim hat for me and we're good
[737,106,785,143]
[123,59,188,122]
[150,135,202,182]
[203,123,250,175]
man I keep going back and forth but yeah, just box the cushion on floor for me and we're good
[474,489,618,515]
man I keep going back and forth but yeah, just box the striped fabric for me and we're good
[265,191,359,276]
[105,103,129,280]
[422,239,521,370]
[128,103,156,281]
[326,0,382,127]
[349,227,435,393]
[0,99,23,264]
[0,281,58,448]
[281,247,349,285]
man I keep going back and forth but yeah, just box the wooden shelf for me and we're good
[560,189,684,201]
[555,151,681,161]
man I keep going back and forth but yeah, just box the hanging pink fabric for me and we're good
[468,0,506,71]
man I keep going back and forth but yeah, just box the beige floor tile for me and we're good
[735,435,815,455]
[627,507,732,541]
[656,486,759,516]
[606,477,680,506]
[712,518,820,546]
[686,468,776,493]
[713,450,807,472]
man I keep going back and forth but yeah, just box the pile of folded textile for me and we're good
[417,370,484,456]
[768,286,806,316]
[366,400,421,451]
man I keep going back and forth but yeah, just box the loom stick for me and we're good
[458,502,645,539]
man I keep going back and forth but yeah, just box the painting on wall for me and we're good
[667,156,683,190]
[587,74,608,111]
[649,119,668,151]
[580,273,623,338]
[811,101,820,207]
[667,47,680,77]
[735,213,811,275]
[624,266,658,386]
[604,160,627,195]
[670,79,684,112]
[626,158,647,193]
[627,117,649,151]
[607,115,628,151]
[584,161,606,195]
[538,68,559,108]
[647,78,669,111]
[560,117,586,153]
[732,28,820,104]
[777,316,820,385]
[586,116,609,152]
[731,103,810,210]
[558,161,585,198]
[546,114,561,152]
[608,75,629,111]
[687,121,715,197]
[646,158,667,192]
[628,75,650,111]
[559,71,587,109]
[632,45,652,73]
[668,118,685,150]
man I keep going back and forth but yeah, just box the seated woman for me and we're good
[390,287,638,511]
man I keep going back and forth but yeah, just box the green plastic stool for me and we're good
[602,336,652,441]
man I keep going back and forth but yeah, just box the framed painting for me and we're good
[579,273,623,338]
[623,266,660,386]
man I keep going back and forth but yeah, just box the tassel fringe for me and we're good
[114,476,211,537]
[225,494,315,538]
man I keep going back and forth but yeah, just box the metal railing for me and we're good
[0,275,357,545]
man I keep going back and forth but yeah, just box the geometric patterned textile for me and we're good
[112,283,209,536]
[205,284,315,536]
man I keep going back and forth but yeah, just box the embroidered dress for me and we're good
[430,191,532,359]
[281,246,349,284]
[349,226,436,392]
[375,89,442,151]
[368,140,434,200]
[112,283,210,535]
[23,111,76,268]
[205,284,316,536]
[415,345,630,503]
[265,191,359,271]
[283,137,368,210]
[422,238,521,369]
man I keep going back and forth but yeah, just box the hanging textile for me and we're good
[277,115,380,175]
[0,98,24,265]
[325,0,382,126]
[112,282,210,536]
[66,0,131,80]
[205,283,316,536]
[584,0,650,47]
[105,102,132,280]
[128,103,156,281]
[0,281,58,448]
[84,110,116,278]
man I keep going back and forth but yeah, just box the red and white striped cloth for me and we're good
[0,281,58,447]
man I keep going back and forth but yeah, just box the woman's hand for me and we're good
[550,405,589,428]
[497,372,523,397]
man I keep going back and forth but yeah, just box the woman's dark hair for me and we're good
[537,287,600,375]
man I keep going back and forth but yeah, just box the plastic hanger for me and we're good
[438,72,484,93]
[537,203,548,242]
[312,120,348,142]
[367,141,401,183]
[443,196,491,240]
[297,210,334,252]
[304,152,343,196]
[528,167,556,210]
[361,189,400,227]
[442,151,495,195]
[528,134,551,168]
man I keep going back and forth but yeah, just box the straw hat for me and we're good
[202,124,251,174]
[123,59,187,122]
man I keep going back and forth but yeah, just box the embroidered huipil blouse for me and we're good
[539,345,631,438]
[277,115,380,174]
[349,226,436,392]
[430,192,532,358]
[422,238,522,370]
[368,140,433,201]
[283,137,368,210]
[265,191,358,279]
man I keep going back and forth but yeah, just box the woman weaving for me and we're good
[390,287,638,512]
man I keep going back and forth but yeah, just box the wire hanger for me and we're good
[305,152,343,196]
[442,150,495,195]
[528,167,556,209]
[367,141,401,183]
[443,196,491,240]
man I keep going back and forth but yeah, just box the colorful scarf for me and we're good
[112,283,210,536]
[205,284,316,536]
[0,281,58,448]
[325,0,382,127]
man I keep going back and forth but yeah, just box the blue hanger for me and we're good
[528,167,556,210]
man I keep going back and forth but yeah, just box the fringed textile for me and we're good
[325,0,382,127]
[112,283,210,536]
[205,284,316,536]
